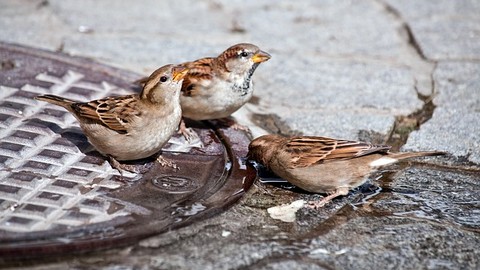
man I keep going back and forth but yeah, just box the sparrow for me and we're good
[35,64,188,172]
[248,134,445,209]
[137,43,271,140]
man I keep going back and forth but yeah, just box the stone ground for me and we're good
[1,0,479,269]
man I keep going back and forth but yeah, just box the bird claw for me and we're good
[178,119,202,145]
[306,199,329,209]
[230,123,250,132]
[217,118,250,132]
[108,156,141,174]
[179,127,200,144]
[306,187,350,209]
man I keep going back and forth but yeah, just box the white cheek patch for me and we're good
[369,156,398,167]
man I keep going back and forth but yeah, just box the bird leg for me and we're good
[231,122,250,132]
[156,155,179,170]
[307,187,350,209]
[218,117,250,132]
[108,156,140,174]
[177,118,200,143]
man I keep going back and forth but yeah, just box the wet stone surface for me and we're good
[6,161,478,269]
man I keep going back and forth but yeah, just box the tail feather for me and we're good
[35,94,78,111]
[369,151,445,167]
[388,151,446,160]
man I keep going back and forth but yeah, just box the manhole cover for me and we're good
[0,42,256,261]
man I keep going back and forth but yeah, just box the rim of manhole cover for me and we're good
[0,42,256,261]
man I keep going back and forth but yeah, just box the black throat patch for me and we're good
[232,63,259,96]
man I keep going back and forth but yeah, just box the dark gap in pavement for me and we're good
[386,90,436,152]
[379,0,428,61]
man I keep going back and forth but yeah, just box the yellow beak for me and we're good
[172,66,189,81]
[252,50,271,63]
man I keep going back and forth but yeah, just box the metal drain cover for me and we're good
[0,42,256,260]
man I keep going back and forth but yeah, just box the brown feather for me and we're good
[36,94,137,134]
[388,151,446,160]
[180,58,215,97]
[34,94,77,112]
[135,58,216,97]
[141,67,167,98]
[284,136,391,168]
[70,95,140,134]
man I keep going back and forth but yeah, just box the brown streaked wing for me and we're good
[181,58,215,97]
[284,136,391,168]
[71,95,140,134]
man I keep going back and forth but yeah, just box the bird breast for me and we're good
[180,77,253,120]
[81,104,181,161]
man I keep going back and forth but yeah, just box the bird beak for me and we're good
[172,66,189,81]
[252,50,271,63]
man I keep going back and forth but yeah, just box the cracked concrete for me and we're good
[385,93,436,151]
[247,0,440,145]
[384,0,480,61]
[0,0,479,269]
[375,0,436,97]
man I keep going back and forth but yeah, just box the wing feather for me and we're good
[181,58,215,97]
[71,95,140,134]
[284,136,391,168]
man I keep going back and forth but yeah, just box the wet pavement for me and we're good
[1,0,479,269]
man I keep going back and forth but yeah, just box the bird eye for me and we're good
[160,76,168,82]
[239,51,249,58]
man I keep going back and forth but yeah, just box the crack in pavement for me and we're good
[386,84,437,151]
[374,0,435,95]
[375,0,441,150]
[380,2,427,60]
[252,1,442,144]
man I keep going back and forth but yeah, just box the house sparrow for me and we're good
[35,64,188,172]
[248,134,445,209]
[137,43,271,140]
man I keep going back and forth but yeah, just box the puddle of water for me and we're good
[176,202,207,217]
[255,160,480,249]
